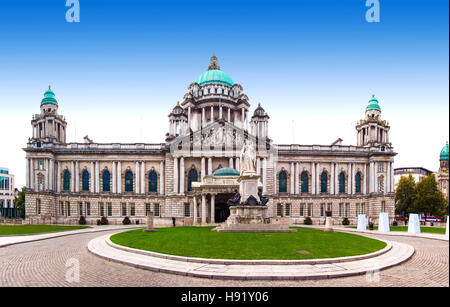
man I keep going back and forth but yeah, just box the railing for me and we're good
[275,144,393,153]
[27,142,165,151]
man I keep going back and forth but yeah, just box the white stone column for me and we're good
[210,105,214,123]
[369,162,374,193]
[95,161,100,193]
[335,163,339,194]
[257,158,261,176]
[316,163,320,193]
[211,194,215,224]
[135,161,140,194]
[227,108,231,122]
[173,157,178,194]
[57,161,61,193]
[44,159,49,190]
[117,161,121,194]
[346,163,351,194]
[219,105,222,119]
[141,161,145,194]
[193,196,198,224]
[363,164,367,195]
[390,162,394,193]
[201,194,206,225]
[295,162,299,195]
[201,157,206,181]
[26,158,30,189]
[75,161,79,192]
[180,157,185,194]
[208,158,212,175]
[330,163,335,195]
[187,106,191,129]
[160,161,164,195]
[263,158,267,193]
[202,107,205,128]
[112,162,116,194]
[90,162,95,193]
[311,162,316,194]
[241,108,245,129]
[71,161,75,192]
[229,157,234,169]
[235,157,240,172]
[290,162,295,194]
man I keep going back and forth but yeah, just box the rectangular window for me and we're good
[145,203,151,216]
[184,203,190,217]
[130,204,135,216]
[381,201,386,212]
[345,203,349,218]
[66,202,71,217]
[276,204,282,217]
[361,203,365,215]
[355,203,360,217]
[339,203,343,217]
[327,203,332,214]
[36,199,41,215]
[307,203,312,217]
[99,203,105,217]
[300,204,305,217]
[154,204,160,217]
[60,201,64,216]
[121,203,127,216]
[79,202,83,216]
[285,204,291,217]
[320,203,325,217]
[107,203,112,217]
[86,202,91,216]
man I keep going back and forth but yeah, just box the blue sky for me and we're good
[0,0,448,187]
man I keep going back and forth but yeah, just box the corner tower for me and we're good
[438,141,449,198]
[30,86,67,146]
[355,95,391,148]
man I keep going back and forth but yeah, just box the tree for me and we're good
[395,175,416,216]
[412,174,447,220]
[13,186,26,219]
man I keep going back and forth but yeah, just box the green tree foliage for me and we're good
[412,174,447,219]
[395,175,416,216]
[13,186,26,218]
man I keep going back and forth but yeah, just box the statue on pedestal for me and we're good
[240,140,256,175]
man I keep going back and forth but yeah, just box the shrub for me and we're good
[100,216,109,225]
[392,220,398,226]
[304,217,312,225]
[342,218,350,226]
[122,216,131,225]
[96,219,101,225]
[79,216,86,225]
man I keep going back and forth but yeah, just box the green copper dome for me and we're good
[440,142,449,161]
[213,167,240,177]
[41,86,58,105]
[196,69,234,87]
[366,95,381,111]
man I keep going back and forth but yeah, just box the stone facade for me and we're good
[24,56,396,226]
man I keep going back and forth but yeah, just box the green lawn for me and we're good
[0,225,90,236]
[348,226,446,234]
[110,226,387,260]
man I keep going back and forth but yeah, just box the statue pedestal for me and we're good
[378,212,390,233]
[357,214,367,231]
[237,171,261,204]
[407,214,421,234]
[143,212,157,232]
[324,217,334,232]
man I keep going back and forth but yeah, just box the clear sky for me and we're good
[0,0,448,188]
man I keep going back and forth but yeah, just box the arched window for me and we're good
[102,170,110,192]
[339,172,346,193]
[355,172,361,193]
[63,170,70,191]
[82,170,89,191]
[301,171,309,193]
[279,171,287,193]
[148,171,158,193]
[125,171,133,192]
[320,172,328,193]
[187,169,198,192]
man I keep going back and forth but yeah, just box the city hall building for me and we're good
[24,56,396,226]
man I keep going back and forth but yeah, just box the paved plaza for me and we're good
[0,229,448,287]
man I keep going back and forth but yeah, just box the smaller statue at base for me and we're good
[227,189,241,207]
[258,190,269,206]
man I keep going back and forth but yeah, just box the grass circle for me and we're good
[110,226,387,260]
